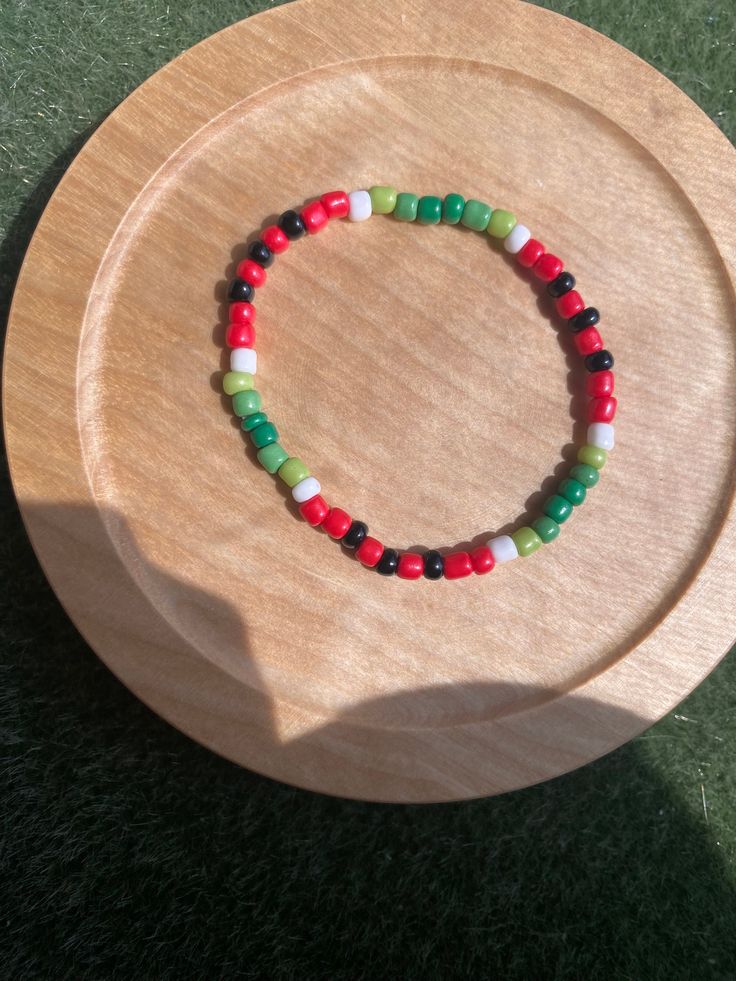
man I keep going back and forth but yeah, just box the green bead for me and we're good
[460,199,492,231]
[222,371,254,395]
[278,457,310,487]
[559,478,586,506]
[512,526,543,557]
[570,463,600,488]
[369,185,397,214]
[442,193,465,224]
[257,442,289,473]
[394,192,419,221]
[532,515,560,543]
[543,494,573,524]
[250,421,279,448]
[487,208,517,238]
[577,444,607,469]
[417,195,442,225]
[232,389,261,417]
[241,411,268,432]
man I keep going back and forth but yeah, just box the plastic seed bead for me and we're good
[348,190,372,222]
[241,411,267,432]
[250,421,278,448]
[261,225,289,254]
[461,199,492,231]
[504,223,531,254]
[236,258,267,288]
[533,253,563,282]
[587,369,614,398]
[588,422,615,450]
[292,476,321,504]
[442,194,465,224]
[516,238,545,267]
[543,495,573,524]
[342,521,367,549]
[300,201,329,234]
[569,306,599,332]
[559,478,586,506]
[547,272,576,298]
[320,190,350,219]
[570,463,600,488]
[487,209,516,238]
[227,278,254,303]
[398,552,424,579]
[574,326,603,356]
[394,193,419,222]
[257,443,289,473]
[578,444,607,469]
[556,290,585,319]
[423,551,444,580]
[488,535,518,564]
[588,396,617,423]
[222,371,254,395]
[322,507,352,539]
[443,551,473,579]
[356,536,384,567]
[232,389,261,416]
[247,240,274,268]
[278,457,310,487]
[277,210,306,240]
[470,546,495,574]
[532,516,560,543]
[417,195,442,225]
[585,350,614,372]
[376,549,400,576]
[299,495,329,526]
[511,527,542,557]
[369,186,397,215]
[230,348,257,374]
[229,301,255,325]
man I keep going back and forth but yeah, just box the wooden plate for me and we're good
[4,0,736,802]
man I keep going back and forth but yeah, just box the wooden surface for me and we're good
[4,0,736,803]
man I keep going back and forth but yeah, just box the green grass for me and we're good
[1,1,735,978]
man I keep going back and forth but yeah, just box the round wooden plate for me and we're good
[4,0,736,803]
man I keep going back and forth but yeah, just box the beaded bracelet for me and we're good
[220,186,616,581]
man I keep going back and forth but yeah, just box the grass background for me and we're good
[1,1,735,978]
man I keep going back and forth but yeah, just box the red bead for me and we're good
[574,326,603,356]
[225,321,255,348]
[235,258,267,288]
[261,225,289,254]
[320,190,349,219]
[229,301,255,324]
[443,551,473,580]
[533,253,563,282]
[470,546,495,575]
[356,536,384,567]
[586,370,614,398]
[516,238,545,268]
[397,553,423,580]
[555,290,585,319]
[322,507,352,539]
[299,495,329,526]
[588,396,617,423]
[300,201,329,234]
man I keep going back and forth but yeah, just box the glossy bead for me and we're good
[322,507,352,539]
[229,301,255,324]
[250,421,279,448]
[222,371,254,395]
[487,209,516,238]
[257,442,288,473]
[569,306,599,332]
[504,224,531,254]
[488,535,518,563]
[241,411,267,432]
[417,195,442,225]
[559,478,586,506]
[442,193,465,224]
[577,444,607,469]
[376,548,399,576]
[423,550,444,580]
[543,494,573,524]
[574,326,603,356]
[588,395,617,423]
[461,199,492,231]
[394,192,419,222]
[585,350,614,372]
[278,457,310,487]
[570,463,600,488]
[342,520,367,549]
[291,476,321,504]
[532,515,560,543]
[369,185,397,214]
[277,210,306,239]
[248,240,274,268]
[231,388,261,416]
[320,190,350,219]
[356,536,384,567]
[236,258,267,288]
[470,545,495,574]
[588,422,614,450]
[348,190,372,222]
[586,369,614,398]
[261,225,289,254]
[547,272,576,297]
[556,290,585,319]
[227,277,254,303]
[225,321,255,348]
[230,347,257,374]
[533,253,563,282]
[300,201,329,234]
[398,552,424,579]
[511,526,542,557]
[443,551,473,579]
[299,495,329,526]
[516,238,545,268]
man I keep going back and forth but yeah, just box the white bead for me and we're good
[487,535,518,564]
[587,422,615,451]
[230,347,257,374]
[292,476,321,503]
[503,223,531,254]
[348,190,372,222]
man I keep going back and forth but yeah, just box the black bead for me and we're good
[568,306,599,333]
[342,520,368,549]
[585,349,614,372]
[376,548,399,576]
[547,271,575,297]
[423,550,444,580]
[226,277,254,303]
[277,210,306,240]
[247,240,274,268]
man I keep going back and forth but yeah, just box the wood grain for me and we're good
[4,0,736,802]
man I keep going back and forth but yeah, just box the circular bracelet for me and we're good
[220,186,616,581]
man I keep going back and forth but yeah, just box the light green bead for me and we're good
[369,185,397,214]
[461,199,492,231]
[257,442,289,473]
[570,463,600,488]
[278,457,310,487]
[417,195,442,225]
[532,516,560,543]
[222,371,254,395]
[512,526,543,557]
[232,389,261,417]
[577,444,608,469]
[394,193,419,221]
[442,193,465,224]
[487,208,517,238]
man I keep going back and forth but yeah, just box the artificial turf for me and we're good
[1,1,735,978]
